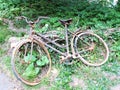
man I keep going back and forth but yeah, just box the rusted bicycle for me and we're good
[11,16,109,85]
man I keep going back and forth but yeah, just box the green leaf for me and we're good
[24,55,30,63]
[43,56,49,64]
[36,60,45,66]
[35,67,40,74]
[25,63,34,72]
[36,56,49,66]
[22,63,36,78]
[24,54,36,63]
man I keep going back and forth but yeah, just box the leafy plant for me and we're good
[24,54,36,63]
[23,54,49,79]
[23,63,40,79]
[36,56,49,66]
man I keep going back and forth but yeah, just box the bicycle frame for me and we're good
[31,25,73,57]
[16,16,79,59]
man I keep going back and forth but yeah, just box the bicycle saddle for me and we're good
[59,18,72,26]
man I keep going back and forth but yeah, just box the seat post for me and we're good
[65,24,69,55]
[59,18,72,55]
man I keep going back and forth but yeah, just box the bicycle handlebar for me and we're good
[34,16,49,23]
[15,16,49,24]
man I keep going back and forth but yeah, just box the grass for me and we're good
[0,23,120,90]
[0,26,11,43]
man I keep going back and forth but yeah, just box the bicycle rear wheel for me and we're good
[11,39,51,85]
[72,32,109,66]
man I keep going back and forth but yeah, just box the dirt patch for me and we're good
[110,84,120,90]
[39,86,49,90]
[69,75,86,89]
[103,71,120,81]
[0,71,24,90]
[0,42,24,90]
[49,67,59,82]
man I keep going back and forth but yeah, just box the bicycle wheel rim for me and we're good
[11,39,51,85]
[74,32,109,66]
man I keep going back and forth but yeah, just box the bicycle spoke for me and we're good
[77,36,91,46]
[78,49,90,54]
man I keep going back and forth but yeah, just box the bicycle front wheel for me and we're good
[72,32,109,66]
[11,39,51,86]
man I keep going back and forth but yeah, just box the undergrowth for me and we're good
[0,0,120,90]
[1,0,120,29]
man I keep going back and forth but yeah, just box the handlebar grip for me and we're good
[34,16,50,23]
[15,16,29,23]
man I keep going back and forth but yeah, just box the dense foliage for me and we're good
[1,0,120,29]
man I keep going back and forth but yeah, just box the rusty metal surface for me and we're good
[15,16,109,65]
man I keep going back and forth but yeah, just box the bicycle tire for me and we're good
[71,32,109,66]
[11,39,51,85]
